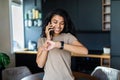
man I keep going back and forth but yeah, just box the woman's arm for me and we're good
[36,41,49,68]
[47,40,88,54]
[36,22,54,68]
[36,39,88,68]
[63,40,88,54]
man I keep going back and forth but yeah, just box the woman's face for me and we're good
[50,15,65,36]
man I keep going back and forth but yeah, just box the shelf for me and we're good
[103,21,110,23]
[103,4,110,6]
[102,0,111,31]
[104,13,110,15]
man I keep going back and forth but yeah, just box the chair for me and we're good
[91,66,120,80]
[21,72,98,80]
[21,72,44,80]
[2,66,32,80]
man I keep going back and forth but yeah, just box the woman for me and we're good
[36,9,88,80]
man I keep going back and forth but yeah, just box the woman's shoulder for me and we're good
[61,33,77,44]
[61,33,77,40]
[61,33,74,37]
[61,33,72,35]
[38,37,46,42]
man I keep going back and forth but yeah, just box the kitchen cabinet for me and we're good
[111,0,120,69]
[72,53,110,67]
[42,0,102,31]
[15,52,43,73]
[71,53,110,74]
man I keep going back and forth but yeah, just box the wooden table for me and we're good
[71,53,110,67]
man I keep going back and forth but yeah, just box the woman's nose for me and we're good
[56,23,61,27]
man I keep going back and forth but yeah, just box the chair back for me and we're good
[91,66,120,80]
[21,72,44,80]
[2,66,32,80]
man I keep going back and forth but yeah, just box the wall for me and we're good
[42,0,102,31]
[77,32,110,52]
[23,0,42,48]
[111,0,120,69]
[0,0,15,67]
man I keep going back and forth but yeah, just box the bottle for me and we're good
[32,8,36,19]
[28,10,32,19]
[28,40,32,50]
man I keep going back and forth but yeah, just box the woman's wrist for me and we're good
[46,36,51,40]
[41,45,48,51]
[55,41,64,49]
[55,42,61,48]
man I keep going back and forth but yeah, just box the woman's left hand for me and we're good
[46,40,56,50]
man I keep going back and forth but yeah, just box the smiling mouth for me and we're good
[54,28,61,32]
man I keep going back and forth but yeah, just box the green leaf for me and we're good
[0,52,10,68]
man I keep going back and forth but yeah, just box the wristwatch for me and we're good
[60,41,64,49]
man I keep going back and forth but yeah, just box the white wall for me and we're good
[0,0,15,67]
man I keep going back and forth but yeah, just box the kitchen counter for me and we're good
[15,50,110,59]
[15,50,37,54]
[15,50,43,73]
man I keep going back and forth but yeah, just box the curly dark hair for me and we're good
[41,8,76,37]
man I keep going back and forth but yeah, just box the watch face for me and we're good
[60,41,64,49]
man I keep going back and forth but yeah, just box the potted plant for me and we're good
[0,52,10,79]
[0,52,10,69]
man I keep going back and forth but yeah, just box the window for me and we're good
[11,2,24,51]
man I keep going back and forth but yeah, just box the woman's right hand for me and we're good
[45,22,54,40]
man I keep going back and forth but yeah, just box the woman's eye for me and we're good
[53,22,57,24]
[61,22,64,25]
